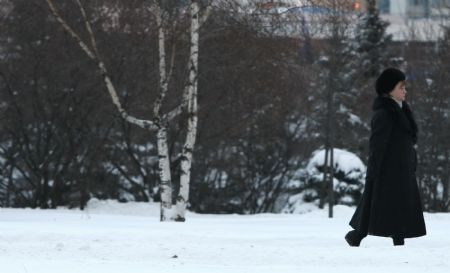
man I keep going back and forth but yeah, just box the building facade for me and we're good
[374,0,450,18]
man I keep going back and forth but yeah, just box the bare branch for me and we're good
[161,101,186,122]
[74,0,100,57]
[45,0,96,59]
[45,0,158,131]
[97,62,158,131]
[200,3,213,26]
[167,43,177,84]
[147,0,160,18]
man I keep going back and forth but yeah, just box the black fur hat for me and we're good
[375,68,406,96]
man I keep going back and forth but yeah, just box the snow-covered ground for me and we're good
[1,199,449,273]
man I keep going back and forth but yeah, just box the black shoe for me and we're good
[392,237,404,246]
[345,230,365,247]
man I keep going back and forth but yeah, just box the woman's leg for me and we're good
[392,236,405,246]
[345,230,367,247]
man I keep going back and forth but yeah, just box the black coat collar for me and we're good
[373,96,418,144]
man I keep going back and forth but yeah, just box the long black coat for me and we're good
[349,96,426,238]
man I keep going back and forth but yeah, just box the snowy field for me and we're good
[1,199,449,273]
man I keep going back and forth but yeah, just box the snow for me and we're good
[281,192,319,214]
[307,148,366,177]
[1,199,449,273]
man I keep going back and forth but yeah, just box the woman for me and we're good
[345,68,426,247]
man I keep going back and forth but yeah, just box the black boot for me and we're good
[392,237,404,246]
[345,230,366,247]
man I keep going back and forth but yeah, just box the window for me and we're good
[378,0,390,13]
[431,0,450,7]
[408,0,429,17]
[410,0,428,6]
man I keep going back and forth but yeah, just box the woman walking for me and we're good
[345,68,426,247]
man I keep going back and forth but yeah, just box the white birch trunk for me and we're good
[153,4,174,221]
[152,4,169,120]
[173,1,200,222]
[157,127,173,221]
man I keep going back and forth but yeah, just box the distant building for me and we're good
[357,0,450,18]
[365,0,450,41]
[240,0,450,40]
[246,1,449,17]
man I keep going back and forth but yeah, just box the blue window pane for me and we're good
[378,0,390,13]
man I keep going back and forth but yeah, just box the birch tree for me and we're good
[45,0,211,221]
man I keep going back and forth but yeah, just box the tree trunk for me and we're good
[329,146,334,218]
[174,1,200,222]
[319,146,329,209]
[157,127,173,221]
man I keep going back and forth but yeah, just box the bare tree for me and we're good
[45,0,211,221]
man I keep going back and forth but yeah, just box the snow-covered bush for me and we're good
[283,148,365,213]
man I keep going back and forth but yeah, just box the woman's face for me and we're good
[389,81,407,101]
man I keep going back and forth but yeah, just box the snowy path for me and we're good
[1,201,449,273]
